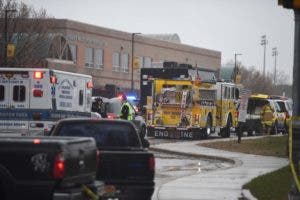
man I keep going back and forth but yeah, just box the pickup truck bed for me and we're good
[0,136,100,200]
[50,119,155,200]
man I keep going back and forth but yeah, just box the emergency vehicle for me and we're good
[216,82,240,137]
[0,68,93,134]
[244,94,286,135]
[146,79,240,139]
[146,79,217,139]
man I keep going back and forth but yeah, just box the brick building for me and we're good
[20,19,222,95]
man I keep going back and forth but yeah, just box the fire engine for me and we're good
[146,78,240,139]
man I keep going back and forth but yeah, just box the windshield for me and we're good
[56,122,141,148]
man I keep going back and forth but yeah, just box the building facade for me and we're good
[44,19,221,95]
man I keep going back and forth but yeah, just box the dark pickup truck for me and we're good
[50,119,155,200]
[0,136,102,200]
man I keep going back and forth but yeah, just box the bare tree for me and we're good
[0,0,53,67]
[238,65,292,97]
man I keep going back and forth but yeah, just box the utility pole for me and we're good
[234,53,242,83]
[278,0,300,198]
[260,35,267,77]
[131,32,141,93]
[3,9,17,67]
[272,47,278,85]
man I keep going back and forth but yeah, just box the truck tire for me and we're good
[221,116,232,138]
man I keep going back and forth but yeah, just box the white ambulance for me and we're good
[0,68,93,135]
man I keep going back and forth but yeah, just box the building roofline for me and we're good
[49,18,221,59]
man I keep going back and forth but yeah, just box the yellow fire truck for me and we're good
[146,79,240,139]
[216,82,240,137]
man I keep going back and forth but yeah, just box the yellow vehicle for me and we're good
[146,79,217,139]
[244,94,286,135]
[216,82,240,138]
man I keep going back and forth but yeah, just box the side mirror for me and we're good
[142,139,150,148]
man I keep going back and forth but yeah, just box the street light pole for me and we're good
[3,9,17,67]
[234,53,242,83]
[272,47,278,85]
[261,35,267,76]
[131,32,141,93]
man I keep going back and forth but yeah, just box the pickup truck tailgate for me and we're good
[0,136,97,185]
[97,150,154,183]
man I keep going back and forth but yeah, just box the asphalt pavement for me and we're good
[150,136,289,200]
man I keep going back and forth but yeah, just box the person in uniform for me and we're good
[261,102,274,135]
[119,95,135,120]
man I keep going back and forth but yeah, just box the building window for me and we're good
[0,85,4,101]
[143,57,152,68]
[95,49,104,69]
[79,90,84,106]
[13,85,25,102]
[113,52,120,72]
[121,53,129,73]
[69,44,77,62]
[85,47,94,68]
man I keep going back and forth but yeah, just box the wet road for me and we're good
[150,150,233,200]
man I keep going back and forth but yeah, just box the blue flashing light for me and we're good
[126,96,136,101]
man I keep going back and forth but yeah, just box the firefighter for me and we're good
[120,95,135,120]
[261,102,274,135]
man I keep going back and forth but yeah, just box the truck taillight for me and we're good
[53,153,65,179]
[148,155,155,171]
[33,89,43,97]
[34,71,43,79]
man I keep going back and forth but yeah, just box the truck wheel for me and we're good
[247,130,253,136]
[221,117,231,138]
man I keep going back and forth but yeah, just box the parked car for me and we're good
[49,118,155,200]
[243,94,285,135]
[0,135,103,200]
[271,96,293,133]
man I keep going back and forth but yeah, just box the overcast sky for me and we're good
[21,0,294,82]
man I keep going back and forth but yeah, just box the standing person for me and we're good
[92,98,102,113]
[120,95,135,120]
[99,99,107,118]
[261,102,274,135]
[92,98,107,118]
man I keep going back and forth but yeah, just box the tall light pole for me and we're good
[131,32,141,93]
[272,47,278,85]
[260,35,267,76]
[234,53,242,83]
[3,9,17,66]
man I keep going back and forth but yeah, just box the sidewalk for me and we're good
[151,138,289,200]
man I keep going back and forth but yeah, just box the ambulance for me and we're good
[0,68,93,135]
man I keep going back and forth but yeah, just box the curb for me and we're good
[241,189,258,200]
[149,146,237,165]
